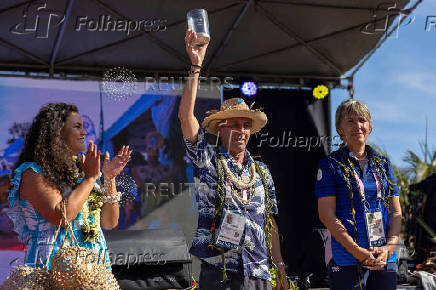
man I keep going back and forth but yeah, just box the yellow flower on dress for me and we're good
[269,267,277,289]
[313,85,329,100]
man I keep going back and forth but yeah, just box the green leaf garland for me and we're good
[72,156,104,243]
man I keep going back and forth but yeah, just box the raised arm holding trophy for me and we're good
[179,11,288,289]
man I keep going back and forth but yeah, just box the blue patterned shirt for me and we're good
[184,129,278,280]
[315,146,399,266]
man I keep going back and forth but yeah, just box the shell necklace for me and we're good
[229,181,256,206]
[218,159,256,190]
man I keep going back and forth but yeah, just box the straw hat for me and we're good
[201,98,267,136]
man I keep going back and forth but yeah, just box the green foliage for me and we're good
[415,217,436,244]
[401,143,436,244]
[375,143,436,272]
[403,142,436,183]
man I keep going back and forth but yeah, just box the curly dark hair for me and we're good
[16,103,80,189]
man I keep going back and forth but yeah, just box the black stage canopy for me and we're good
[0,0,414,83]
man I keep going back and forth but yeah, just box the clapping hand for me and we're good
[102,145,132,180]
[82,141,101,181]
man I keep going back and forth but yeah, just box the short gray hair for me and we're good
[335,99,372,136]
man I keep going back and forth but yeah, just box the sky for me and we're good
[331,0,436,168]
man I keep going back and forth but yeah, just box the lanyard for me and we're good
[352,163,382,210]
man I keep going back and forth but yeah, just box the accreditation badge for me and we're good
[215,210,245,250]
[364,209,386,247]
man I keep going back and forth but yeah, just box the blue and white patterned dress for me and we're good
[184,129,278,281]
[7,162,110,268]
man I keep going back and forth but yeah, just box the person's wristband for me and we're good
[188,69,200,75]
[101,192,121,203]
[276,261,285,267]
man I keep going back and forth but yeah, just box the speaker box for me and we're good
[105,229,192,290]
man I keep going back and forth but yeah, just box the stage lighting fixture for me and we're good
[241,81,257,96]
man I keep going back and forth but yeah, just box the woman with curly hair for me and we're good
[7,102,131,268]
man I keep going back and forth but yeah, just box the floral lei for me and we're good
[209,148,282,284]
[71,156,104,243]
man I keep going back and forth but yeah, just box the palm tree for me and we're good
[361,144,435,268]
[403,142,436,183]
[403,143,436,270]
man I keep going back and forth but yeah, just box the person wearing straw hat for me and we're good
[179,30,288,290]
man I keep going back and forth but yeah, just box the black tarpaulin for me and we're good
[0,0,410,81]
